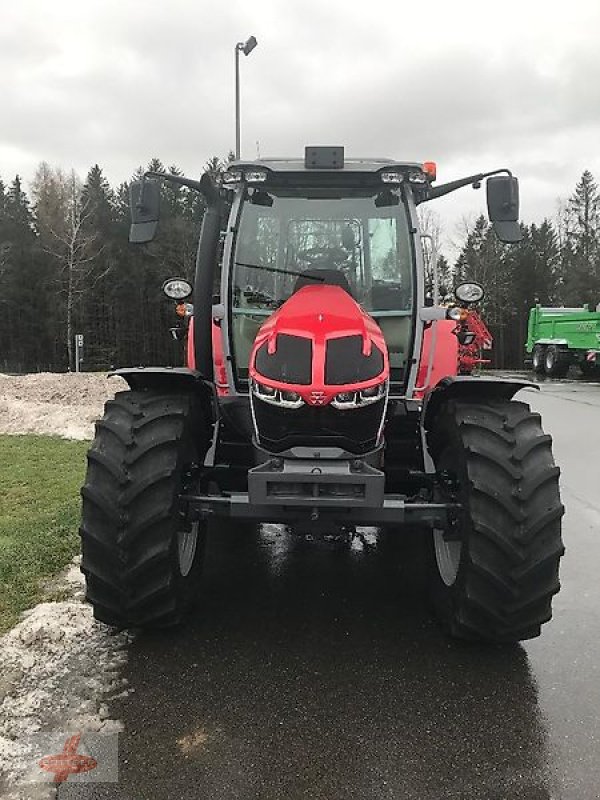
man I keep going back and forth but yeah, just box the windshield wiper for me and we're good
[235,261,325,281]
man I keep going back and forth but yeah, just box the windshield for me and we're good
[230,188,414,383]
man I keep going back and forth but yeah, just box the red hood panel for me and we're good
[249,285,389,405]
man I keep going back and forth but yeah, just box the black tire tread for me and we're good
[428,399,564,643]
[80,390,208,628]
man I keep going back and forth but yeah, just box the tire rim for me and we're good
[177,521,199,577]
[433,529,461,586]
[545,351,555,372]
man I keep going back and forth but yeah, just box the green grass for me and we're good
[0,434,89,633]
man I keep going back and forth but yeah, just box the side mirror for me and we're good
[486,175,521,243]
[129,180,160,243]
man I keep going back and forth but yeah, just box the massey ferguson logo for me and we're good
[310,391,326,405]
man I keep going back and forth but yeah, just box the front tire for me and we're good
[80,390,211,628]
[427,399,564,643]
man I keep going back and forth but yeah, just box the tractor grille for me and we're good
[325,336,384,385]
[255,334,312,385]
[252,395,386,454]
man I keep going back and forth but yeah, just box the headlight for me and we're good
[380,171,404,184]
[252,380,304,409]
[331,381,387,410]
[455,281,484,303]
[223,170,243,184]
[223,168,268,184]
[244,170,267,183]
[162,277,193,300]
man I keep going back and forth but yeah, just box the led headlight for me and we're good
[380,171,404,184]
[223,170,243,184]
[455,281,485,303]
[244,170,267,183]
[223,169,268,184]
[162,277,193,300]
[252,380,304,409]
[408,171,428,184]
[330,381,387,410]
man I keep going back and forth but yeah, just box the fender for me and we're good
[421,375,537,430]
[110,367,218,422]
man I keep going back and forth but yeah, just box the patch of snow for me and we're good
[0,559,131,798]
[0,373,126,440]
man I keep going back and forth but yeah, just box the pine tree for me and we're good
[560,170,600,306]
[81,165,115,235]
[454,215,514,366]
[0,177,46,370]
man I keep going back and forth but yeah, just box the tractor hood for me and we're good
[249,285,389,405]
[248,284,389,454]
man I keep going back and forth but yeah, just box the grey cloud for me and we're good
[1,0,600,235]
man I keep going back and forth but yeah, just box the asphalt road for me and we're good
[61,377,600,800]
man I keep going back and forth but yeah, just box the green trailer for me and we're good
[526,304,600,377]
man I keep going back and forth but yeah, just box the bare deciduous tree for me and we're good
[32,165,107,369]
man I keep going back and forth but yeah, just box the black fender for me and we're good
[110,367,217,422]
[422,375,537,431]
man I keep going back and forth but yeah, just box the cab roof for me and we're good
[230,157,424,174]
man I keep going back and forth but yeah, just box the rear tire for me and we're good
[427,399,564,643]
[80,390,211,628]
[580,359,599,378]
[531,344,545,374]
[544,345,569,378]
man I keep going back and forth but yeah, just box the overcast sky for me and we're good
[3,0,600,250]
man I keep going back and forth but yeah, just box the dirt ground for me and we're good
[0,373,126,440]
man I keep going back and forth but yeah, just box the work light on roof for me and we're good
[245,170,267,183]
[223,170,243,184]
[380,171,404,184]
[223,168,267,184]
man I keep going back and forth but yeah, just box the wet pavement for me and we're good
[61,378,600,800]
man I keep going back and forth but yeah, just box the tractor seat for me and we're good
[293,269,353,296]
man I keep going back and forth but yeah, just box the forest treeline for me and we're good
[0,160,599,372]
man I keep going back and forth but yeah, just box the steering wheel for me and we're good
[296,245,349,267]
[242,288,277,309]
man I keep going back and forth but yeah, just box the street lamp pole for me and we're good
[234,35,257,160]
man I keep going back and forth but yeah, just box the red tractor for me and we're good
[80,148,563,642]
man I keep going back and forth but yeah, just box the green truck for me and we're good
[526,304,600,377]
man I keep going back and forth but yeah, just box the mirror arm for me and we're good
[425,168,513,201]
[141,171,219,207]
